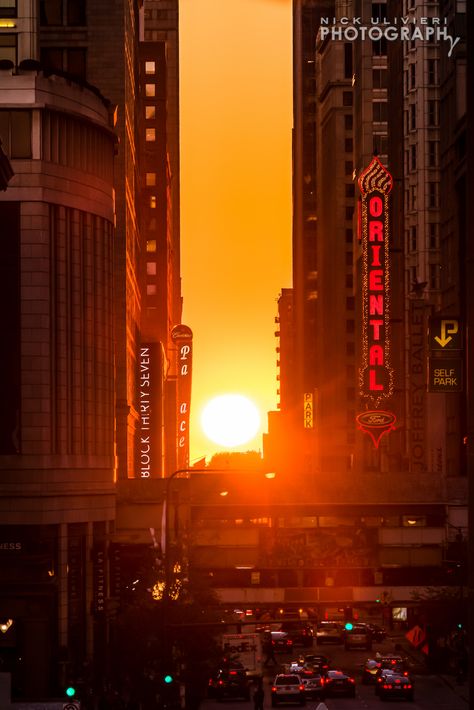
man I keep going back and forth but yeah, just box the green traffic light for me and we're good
[65,686,76,697]
[163,674,173,684]
[345,622,353,631]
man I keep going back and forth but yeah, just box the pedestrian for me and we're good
[262,633,277,667]
[253,681,264,710]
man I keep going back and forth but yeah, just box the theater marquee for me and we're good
[357,157,396,448]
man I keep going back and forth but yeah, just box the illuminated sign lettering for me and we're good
[303,393,313,428]
[171,325,193,468]
[358,157,394,403]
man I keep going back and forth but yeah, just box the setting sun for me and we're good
[200,394,261,447]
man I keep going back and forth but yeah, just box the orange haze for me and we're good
[180,0,293,461]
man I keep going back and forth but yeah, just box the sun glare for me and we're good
[200,394,261,447]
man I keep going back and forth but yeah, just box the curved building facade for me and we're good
[0,66,116,699]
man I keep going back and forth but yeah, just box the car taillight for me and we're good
[349,678,355,684]
[383,684,392,689]
[406,684,412,689]
[230,671,237,675]
[218,680,223,686]
[299,685,305,691]
[271,687,277,693]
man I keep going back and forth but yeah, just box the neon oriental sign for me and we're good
[356,157,396,447]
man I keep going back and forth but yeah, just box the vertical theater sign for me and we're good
[356,157,396,447]
[171,325,193,469]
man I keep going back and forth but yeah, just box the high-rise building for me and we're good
[0,0,182,699]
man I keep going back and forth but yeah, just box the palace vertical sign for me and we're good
[356,157,396,447]
[171,325,193,469]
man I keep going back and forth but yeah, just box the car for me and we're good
[298,669,325,699]
[323,669,356,698]
[271,630,294,653]
[214,666,251,701]
[377,672,414,701]
[315,621,344,645]
[361,658,382,684]
[375,653,408,675]
[344,623,372,651]
[297,653,330,675]
[271,674,306,706]
[375,666,409,696]
[365,622,386,642]
[279,621,314,647]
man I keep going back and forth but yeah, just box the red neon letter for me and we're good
[370,294,383,315]
[369,195,383,217]
[369,344,384,365]
[369,244,382,266]
[369,319,383,340]
[369,270,383,290]
[369,220,383,242]
[369,369,384,391]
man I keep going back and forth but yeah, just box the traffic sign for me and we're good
[429,318,462,350]
[428,358,462,392]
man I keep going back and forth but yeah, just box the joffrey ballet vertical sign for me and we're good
[356,157,396,447]
[171,325,193,468]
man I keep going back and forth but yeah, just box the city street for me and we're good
[201,637,469,710]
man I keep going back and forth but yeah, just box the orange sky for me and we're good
[180,0,293,462]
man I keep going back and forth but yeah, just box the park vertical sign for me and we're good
[171,325,193,469]
[356,157,396,447]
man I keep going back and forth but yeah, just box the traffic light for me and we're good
[163,673,174,685]
[344,622,353,631]
[65,685,76,698]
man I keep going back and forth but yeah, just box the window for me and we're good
[0,34,16,64]
[0,110,32,158]
[410,104,416,130]
[345,161,353,176]
[147,240,157,252]
[345,206,353,220]
[40,0,86,26]
[145,106,156,120]
[146,262,156,276]
[345,251,352,266]
[146,284,157,295]
[342,91,353,107]
[346,319,355,334]
[345,183,355,198]
[428,223,438,250]
[372,3,388,20]
[40,47,86,80]
[409,63,416,89]
[428,141,438,167]
[372,38,387,56]
[427,59,438,85]
[345,138,353,153]
[429,264,440,290]
[410,225,417,252]
[346,296,355,310]
[428,182,438,208]
[344,114,353,131]
[146,172,156,186]
[373,102,387,122]
[344,42,352,78]
[410,185,417,210]
[373,69,387,89]
[145,84,155,97]
[346,342,355,355]
[427,100,438,126]
[149,195,156,209]
[145,128,156,142]
[410,144,417,170]
[145,61,155,74]
[346,228,353,243]
[345,274,353,288]
[148,217,157,231]
[0,0,16,18]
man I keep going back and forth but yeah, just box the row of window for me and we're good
[406,100,439,131]
[405,59,439,93]
[407,223,439,253]
[406,141,439,172]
